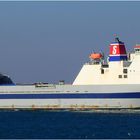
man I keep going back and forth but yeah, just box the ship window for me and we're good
[102,64,109,68]
[118,75,122,78]
[124,75,127,78]
[135,48,140,52]
[101,69,104,74]
[123,69,127,74]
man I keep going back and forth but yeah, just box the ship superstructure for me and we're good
[73,37,140,85]
[0,37,139,110]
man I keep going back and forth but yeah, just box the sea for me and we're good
[0,110,140,139]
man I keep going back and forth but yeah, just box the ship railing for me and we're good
[85,62,101,65]
[34,83,56,88]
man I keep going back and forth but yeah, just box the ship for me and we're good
[0,37,140,110]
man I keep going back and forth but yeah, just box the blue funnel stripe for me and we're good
[109,56,127,61]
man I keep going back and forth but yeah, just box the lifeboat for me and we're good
[89,53,103,60]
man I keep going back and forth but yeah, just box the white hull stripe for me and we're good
[109,54,127,57]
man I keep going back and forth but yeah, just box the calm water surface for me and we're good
[0,110,140,139]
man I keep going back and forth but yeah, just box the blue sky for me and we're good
[0,1,140,83]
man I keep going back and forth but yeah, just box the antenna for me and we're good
[114,34,123,43]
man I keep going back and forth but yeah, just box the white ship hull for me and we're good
[0,84,139,109]
[0,99,140,110]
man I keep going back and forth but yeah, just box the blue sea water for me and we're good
[0,110,140,139]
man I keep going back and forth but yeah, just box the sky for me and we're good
[0,1,140,84]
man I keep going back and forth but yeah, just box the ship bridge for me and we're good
[134,44,140,54]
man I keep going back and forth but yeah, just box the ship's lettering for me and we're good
[112,45,117,54]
